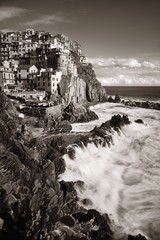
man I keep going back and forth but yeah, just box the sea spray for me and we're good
[60,103,160,239]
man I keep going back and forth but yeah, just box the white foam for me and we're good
[60,103,160,239]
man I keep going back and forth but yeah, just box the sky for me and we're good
[0,0,160,86]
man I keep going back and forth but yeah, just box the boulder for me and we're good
[128,234,147,240]
[114,94,121,103]
[62,102,98,123]
[108,96,114,102]
[135,119,144,124]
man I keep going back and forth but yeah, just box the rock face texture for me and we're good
[0,93,148,240]
[62,102,98,123]
[0,93,112,240]
[52,59,108,105]
[0,92,18,145]
[77,63,107,103]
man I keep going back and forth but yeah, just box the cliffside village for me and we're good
[0,29,88,101]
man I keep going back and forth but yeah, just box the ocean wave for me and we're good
[60,103,160,239]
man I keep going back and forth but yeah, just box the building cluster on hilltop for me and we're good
[0,29,88,98]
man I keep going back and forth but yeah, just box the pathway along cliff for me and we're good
[60,102,160,240]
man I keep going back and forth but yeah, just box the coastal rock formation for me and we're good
[114,94,121,103]
[122,99,160,111]
[135,119,144,124]
[108,95,121,103]
[77,63,108,103]
[108,96,114,102]
[57,74,87,104]
[0,92,19,145]
[128,234,147,240]
[62,102,98,123]
[0,93,112,240]
[0,93,148,240]
[52,59,108,105]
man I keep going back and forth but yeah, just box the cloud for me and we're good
[98,75,160,86]
[142,61,155,69]
[89,57,160,86]
[89,57,157,69]
[0,7,27,22]
[24,12,73,26]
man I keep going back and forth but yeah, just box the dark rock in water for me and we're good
[123,99,160,111]
[108,96,114,102]
[110,114,130,128]
[128,234,147,240]
[0,93,148,240]
[114,94,121,103]
[135,119,144,124]
[91,126,106,138]
[67,146,76,159]
[73,209,113,240]
[81,198,93,206]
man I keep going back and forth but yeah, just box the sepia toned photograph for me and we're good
[0,0,160,239]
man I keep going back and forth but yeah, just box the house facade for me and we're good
[17,64,38,88]
[0,67,16,92]
[37,69,62,94]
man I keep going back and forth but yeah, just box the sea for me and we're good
[60,86,160,240]
[105,86,160,103]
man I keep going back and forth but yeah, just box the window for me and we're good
[48,83,50,86]
[43,83,45,86]
[53,83,54,86]
[38,83,40,86]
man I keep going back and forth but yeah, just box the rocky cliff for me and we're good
[0,92,113,240]
[51,55,108,105]
[0,93,148,240]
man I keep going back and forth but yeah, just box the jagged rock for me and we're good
[62,102,98,123]
[60,215,75,227]
[0,92,18,120]
[123,100,160,111]
[77,63,108,103]
[73,209,113,240]
[114,94,121,103]
[108,96,114,102]
[110,114,130,128]
[0,93,18,145]
[0,93,147,239]
[128,234,147,240]
[51,61,108,105]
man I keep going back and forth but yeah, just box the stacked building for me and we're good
[0,29,88,97]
